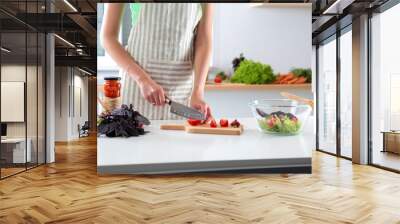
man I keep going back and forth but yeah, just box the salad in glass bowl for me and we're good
[249,99,311,135]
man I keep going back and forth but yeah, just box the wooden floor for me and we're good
[1,167,26,178]
[373,151,400,171]
[1,136,400,224]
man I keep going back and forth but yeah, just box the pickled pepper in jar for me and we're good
[103,77,121,98]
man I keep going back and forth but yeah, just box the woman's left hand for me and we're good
[190,95,212,122]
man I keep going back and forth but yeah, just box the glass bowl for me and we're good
[249,99,311,135]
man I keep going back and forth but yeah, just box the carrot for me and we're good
[294,77,307,84]
[276,75,285,82]
[288,77,299,84]
[280,79,292,84]
[280,73,295,83]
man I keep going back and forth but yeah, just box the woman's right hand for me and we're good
[137,76,166,106]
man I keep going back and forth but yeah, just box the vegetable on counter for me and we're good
[273,68,311,85]
[274,72,307,84]
[230,119,240,128]
[97,104,150,137]
[188,118,241,128]
[212,71,228,84]
[187,119,202,126]
[290,68,312,83]
[216,71,228,80]
[232,53,246,71]
[214,76,222,84]
[230,60,275,84]
[210,119,217,128]
[257,111,301,134]
[219,119,229,128]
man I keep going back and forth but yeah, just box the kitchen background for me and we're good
[97,3,313,117]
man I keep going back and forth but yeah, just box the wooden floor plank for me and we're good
[0,135,400,223]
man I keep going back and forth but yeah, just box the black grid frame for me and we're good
[0,0,48,180]
[315,18,353,161]
[367,0,400,173]
[315,0,400,173]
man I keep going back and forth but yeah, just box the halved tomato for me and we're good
[187,119,202,126]
[210,119,217,128]
[220,119,229,128]
[214,76,222,83]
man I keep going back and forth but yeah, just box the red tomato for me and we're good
[210,119,217,128]
[267,117,276,128]
[220,119,229,127]
[187,119,202,126]
[214,76,222,83]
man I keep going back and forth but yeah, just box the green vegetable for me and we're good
[231,60,275,84]
[290,68,312,83]
[216,71,228,80]
[258,113,301,135]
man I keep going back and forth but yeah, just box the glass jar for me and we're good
[103,77,121,98]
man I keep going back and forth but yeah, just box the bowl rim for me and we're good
[248,99,311,109]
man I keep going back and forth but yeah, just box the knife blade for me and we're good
[165,97,206,120]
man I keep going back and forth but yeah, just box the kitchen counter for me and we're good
[97,118,314,174]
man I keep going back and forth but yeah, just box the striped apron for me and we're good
[121,3,202,120]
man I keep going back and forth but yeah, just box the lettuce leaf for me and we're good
[231,60,275,84]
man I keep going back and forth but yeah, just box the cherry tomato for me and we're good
[210,119,217,128]
[214,76,222,83]
[267,117,276,128]
[187,119,202,126]
[220,119,229,127]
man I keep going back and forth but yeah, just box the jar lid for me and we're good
[104,77,121,81]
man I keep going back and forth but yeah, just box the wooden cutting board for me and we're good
[160,123,244,135]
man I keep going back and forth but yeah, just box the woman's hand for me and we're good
[137,76,166,106]
[191,4,213,122]
[190,94,212,122]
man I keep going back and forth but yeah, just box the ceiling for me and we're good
[0,0,97,75]
[311,0,391,43]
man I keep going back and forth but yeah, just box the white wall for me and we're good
[212,3,312,74]
[55,67,67,141]
[205,87,312,118]
[72,74,89,138]
[54,67,89,141]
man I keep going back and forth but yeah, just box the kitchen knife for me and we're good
[165,97,206,120]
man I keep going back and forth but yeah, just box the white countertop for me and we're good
[97,118,314,174]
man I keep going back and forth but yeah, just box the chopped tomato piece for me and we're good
[187,119,202,126]
[219,119,229,127]
[214,76,222,83]
[210,119,217,128]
